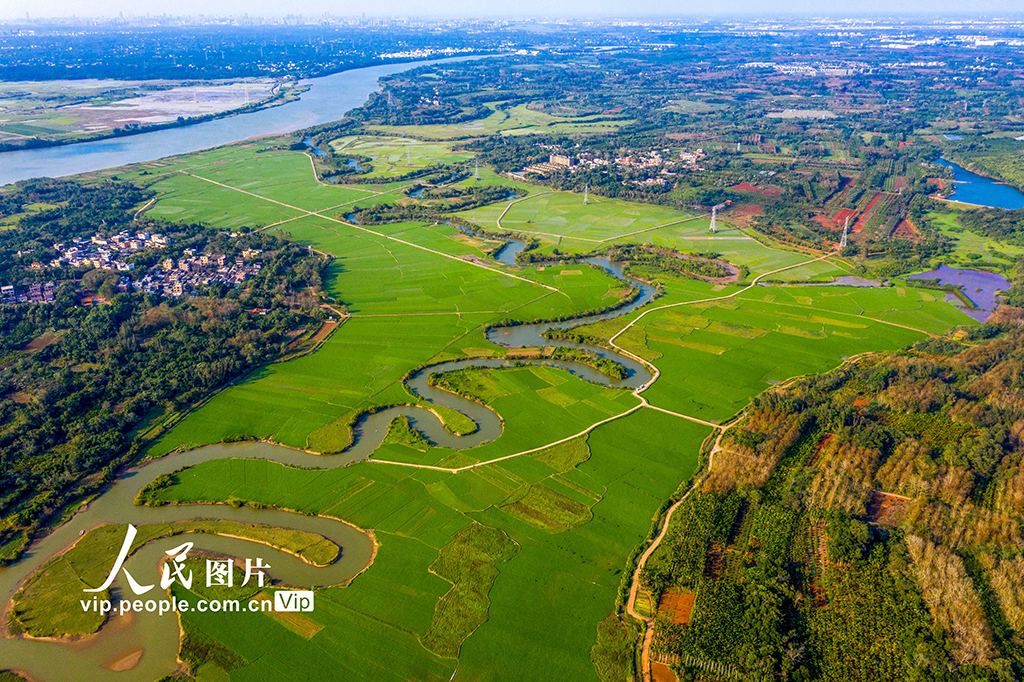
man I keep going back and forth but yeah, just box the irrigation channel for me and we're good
[0,241,658,681]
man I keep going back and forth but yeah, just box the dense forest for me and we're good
[641,306,1024,682]
[0,180,331,565]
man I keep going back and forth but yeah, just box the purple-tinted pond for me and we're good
[908,264,1010,322]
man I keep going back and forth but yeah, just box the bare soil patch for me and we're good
[651,661,680,682]
[866,490,910,527]
[658,589,696,625]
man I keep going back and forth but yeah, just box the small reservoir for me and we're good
[908,264,1010,322]
[935,158,1024,210]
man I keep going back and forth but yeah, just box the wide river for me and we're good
[0,57,482,187]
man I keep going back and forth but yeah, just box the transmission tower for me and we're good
[709,205,718,233]
[474,158,479,180]
[840,216,850,248]
[584,183,589,205]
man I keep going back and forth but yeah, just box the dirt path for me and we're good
[133,198,156,221]
[623,428,728,681]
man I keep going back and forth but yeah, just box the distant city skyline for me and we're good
[2,0,1024,21]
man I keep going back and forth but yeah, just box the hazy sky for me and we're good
[1,0,1022,19]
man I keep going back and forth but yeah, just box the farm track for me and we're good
[179,170,558,292]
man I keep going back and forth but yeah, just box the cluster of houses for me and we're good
[0,281,56,305]
[2,229,267,305]
[129,248,264,298]
[44,230,171,272]
[515,147,706,183]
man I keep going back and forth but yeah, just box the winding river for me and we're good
[0,243,656,681]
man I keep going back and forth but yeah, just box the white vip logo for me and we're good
[274,591,314,612]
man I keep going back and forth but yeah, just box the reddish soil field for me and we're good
[813,214,838,232]
[832,207,858,227]
[299,319,339,348]
[892,219,921,242]
[852,193,883,232]
[731,182,783,197]
[867,490,911,526]
[658,589,697,625]
[892,176,909,191]
[651,662,679,682]
[726,202,764,228]
[20,331,60,352]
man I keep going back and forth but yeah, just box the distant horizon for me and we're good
[3,4,1024,22]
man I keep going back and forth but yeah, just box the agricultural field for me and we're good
[569,280,969,422]
[329,135,474,178]
[147,407,709,682]
[1,119,979,682]
[369,103,632,140]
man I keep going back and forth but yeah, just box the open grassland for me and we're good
[147,408,707,681]
[460,192,852,281]
[461,191,702,243]
[369,103,632,140]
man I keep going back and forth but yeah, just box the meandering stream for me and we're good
[0,242,655,681]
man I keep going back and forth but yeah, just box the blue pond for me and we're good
[908,264,1010,322]
[302,139,327,156]
[935,158,1024,210]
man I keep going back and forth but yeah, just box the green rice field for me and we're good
[9,131,979,682]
